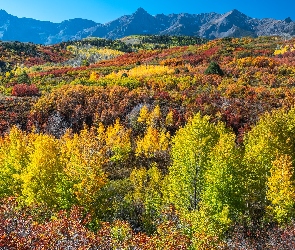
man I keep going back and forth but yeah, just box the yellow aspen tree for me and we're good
[21,133,64,208]
[266,154,295,224]
[89,71,99,81]
[137,105,149,124]
[61,127,107,208]
[135,126,170,158]
[165,110,174,127]
[105,119,131,162]
[0,127,32,198]
[147,105,161,128]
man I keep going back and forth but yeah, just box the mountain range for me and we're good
[0,8,294,44]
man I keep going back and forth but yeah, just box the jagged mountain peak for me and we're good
[134,7,149,15]
[222,9,250,21]
[0,9,10,19]
[228,9,244,16]
[284,17,293,23]
[131,7,154,20]
[0,9,8,14]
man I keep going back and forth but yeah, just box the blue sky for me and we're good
[0,0,294,23]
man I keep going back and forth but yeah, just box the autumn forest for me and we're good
[1,35,295,248]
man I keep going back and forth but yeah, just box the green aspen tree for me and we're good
[200,124,244,235]
[164,113,219,212]
[127,164,163,233]
[243,108,295,220]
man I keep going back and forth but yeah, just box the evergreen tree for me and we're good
[204,61,224,76]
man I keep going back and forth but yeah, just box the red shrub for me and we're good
[12,84,39,97]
